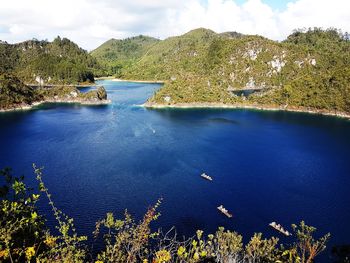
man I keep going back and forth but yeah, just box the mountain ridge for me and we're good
[1,27,349,115]
[112,27,350,115]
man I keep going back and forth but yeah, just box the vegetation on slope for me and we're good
[3,28,348,114]
[0,36,102,84]
[0,73,108,110]
[91,35,160,77]
[118,28,350,114]
[0,165,333,263]
[0,74,43,109]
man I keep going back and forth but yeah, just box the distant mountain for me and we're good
[0,37,102,84]
[90,35,160,76]
[1,28,349,114]
[119,28,350,115]
[219,31,244,39]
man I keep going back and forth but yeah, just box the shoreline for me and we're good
[143,102,350,120]
[112,78,165,84]
[0,99,111,113]
[97,77,165,84]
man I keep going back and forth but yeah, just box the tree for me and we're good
[292,221,330,263]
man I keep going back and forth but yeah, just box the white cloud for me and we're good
[0,0,349,50]
[278,0,350,38]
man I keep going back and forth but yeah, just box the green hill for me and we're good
[1,28,349,114]
[119,28,350,115]
[0,74,42,109]
[90,35,160,76]
[0,37,102,84]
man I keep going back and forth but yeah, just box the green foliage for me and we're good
[245,233,279,262]
[0,167,45,262]
[2,28,350,113]
[0,73,43,109]
[0,36,101,84]
[33,164,87,262]
[285,27,347,49]
[0,73,108,110]
[291,221,330,263]
[113,28,350,114]
[90,35,160,77]
[94,199,161,262]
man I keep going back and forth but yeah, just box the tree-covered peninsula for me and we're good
[0,73,109,111]
[0,37,109,110]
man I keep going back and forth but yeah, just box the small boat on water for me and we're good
[217,205,233,218]
[269,222,292,236]
[200,173,213,181]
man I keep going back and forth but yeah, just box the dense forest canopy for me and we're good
[0,74,42,109]
[0,36,103,84]
[90,35,160,77]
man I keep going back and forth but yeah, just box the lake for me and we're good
[1,80,350,261]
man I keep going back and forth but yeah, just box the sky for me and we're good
[0,0,349,50]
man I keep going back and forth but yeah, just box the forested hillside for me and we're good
[117,28,350,115]
[0,37,102,84]
[1,28,349,114]
[91,35,159,76]
[0,74,42,109]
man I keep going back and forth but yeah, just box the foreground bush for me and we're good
[0,165,331,262]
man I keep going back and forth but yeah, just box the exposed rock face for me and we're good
[70,91,78,98]
[245,77,255,89]
[164,96,171,103]
[35,76,44,85]
[96,86,107,100]
[310,58,317,66]
[244,48,261,60]
[268,57,286,73]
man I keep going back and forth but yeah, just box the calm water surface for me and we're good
[1,80,350,261]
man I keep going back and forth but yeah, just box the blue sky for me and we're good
[0,0,349,50]
[200,0,296,10]
[239,0,295,10]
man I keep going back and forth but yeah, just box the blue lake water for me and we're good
[1,80,350,261]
